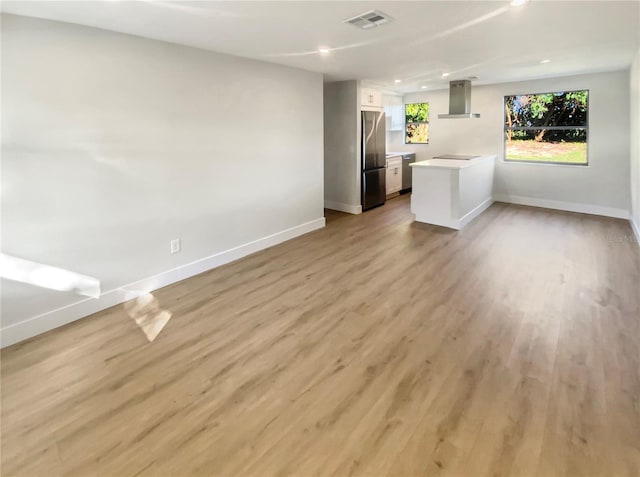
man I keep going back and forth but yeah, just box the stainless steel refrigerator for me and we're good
[361,110,386,211]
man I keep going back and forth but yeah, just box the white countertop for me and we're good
[410,154,496,170]
[385,152,405,158]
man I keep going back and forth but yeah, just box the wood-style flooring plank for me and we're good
[2,196,639,477]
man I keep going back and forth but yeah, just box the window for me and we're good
[405,102,429,144]
[504,90,588,165]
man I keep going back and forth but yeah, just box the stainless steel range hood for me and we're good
[438,80,480,119]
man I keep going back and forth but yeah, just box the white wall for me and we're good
[389,70,631,218]
[630,49,640,240]
[323,80,361,213]
[1,14,325,345]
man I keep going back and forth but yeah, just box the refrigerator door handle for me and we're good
[361,112,365,170]
[375,111,386,169]
[362,111,377,171]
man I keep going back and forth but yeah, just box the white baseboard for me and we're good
[324,200,362,215]
[494,194,630,220]
[459,197,495,229]
[414,197,494,230]
[413,213,459,230]
[0,217,326,348]
[631,219,640,246]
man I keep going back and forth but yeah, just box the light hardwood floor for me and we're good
[2,196,639,477]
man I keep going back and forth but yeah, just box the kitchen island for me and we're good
[409,155,495,230]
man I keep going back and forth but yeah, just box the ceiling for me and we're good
[2,0,639,93]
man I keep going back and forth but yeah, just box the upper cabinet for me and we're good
[361,88,382,111]
[383,95,403,131]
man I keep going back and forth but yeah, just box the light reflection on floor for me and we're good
[1,253,173,342]
[123,292,172,342]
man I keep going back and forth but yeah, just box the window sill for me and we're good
[501,159,590,168]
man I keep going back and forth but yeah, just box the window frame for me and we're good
[404,102,429,145]
[503,89,590,167]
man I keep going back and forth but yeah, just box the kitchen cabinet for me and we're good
[383,95,404,131]
[386,155,402,196]
[361,87,382,111]
[410,155,496,229]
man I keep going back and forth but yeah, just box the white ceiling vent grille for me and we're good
[344,10,393,30]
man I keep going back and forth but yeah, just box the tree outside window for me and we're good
[504,90,588,165]
[405,103,429,144]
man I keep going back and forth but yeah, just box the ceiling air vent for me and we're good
[344,10,393,30]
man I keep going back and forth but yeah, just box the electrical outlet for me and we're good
[170,239,181,254]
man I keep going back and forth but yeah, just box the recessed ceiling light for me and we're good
[318,47,330,55]
[442,73,450,78]
[421,85,428,89]
[510,0,529,6]
[394,79,402,83]
[540,59,551,64]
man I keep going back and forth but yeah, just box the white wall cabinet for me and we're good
[361,87,382,111]
[383,95,404,131]
[386,156,402,196]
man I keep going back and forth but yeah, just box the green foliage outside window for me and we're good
[504,90,588,164]
[405,103,429,144]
